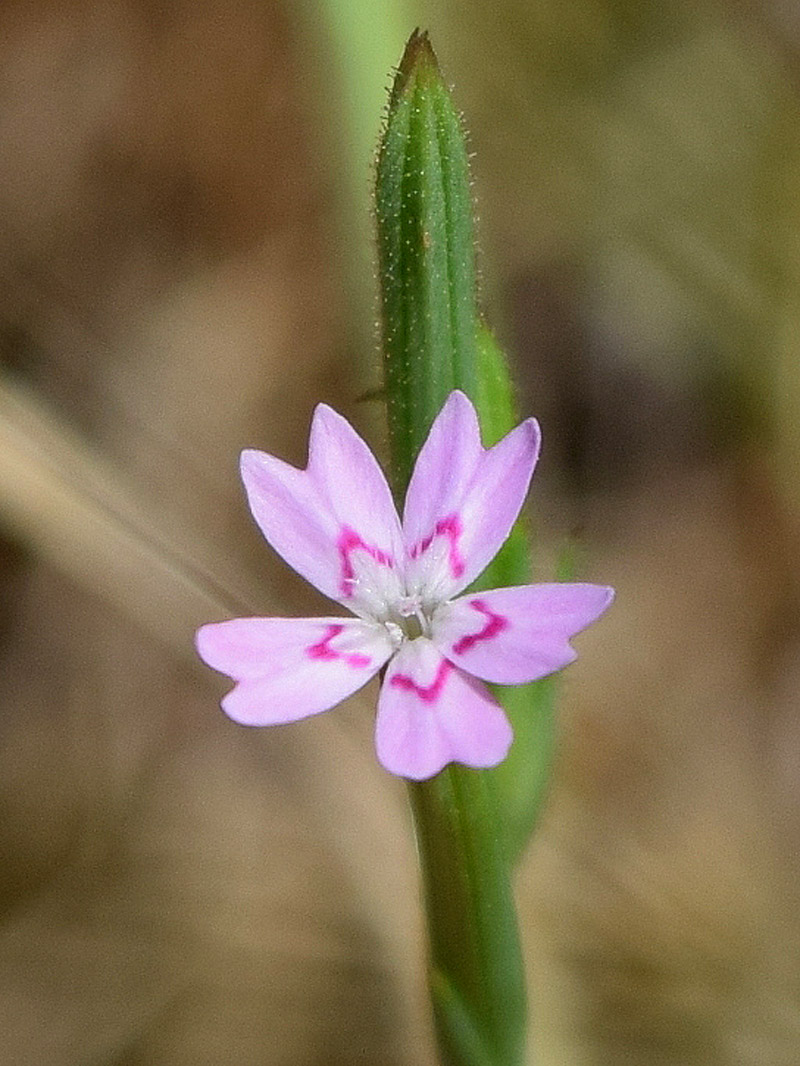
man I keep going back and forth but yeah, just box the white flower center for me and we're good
[339,531,443,645]
[385,593,432,642]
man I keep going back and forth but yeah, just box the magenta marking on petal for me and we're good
[409,514,465,579]
[452,599,509,655]
[307,624,371,668]
[390,658,452,704]
[337,526,394,597]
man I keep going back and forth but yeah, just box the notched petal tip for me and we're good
[448,388,480,427]
[380,711,513,781]
[309,400,351,442]
[519,415,541,460]
[240,446,274,475]
[443,390,540,458]
[582,584,616,621]
[444,388,471,409]
[431,388,480,435]
[494,414,541,474]
[194,620,226,669]
[378,754,439,782]
[433,581,614,685]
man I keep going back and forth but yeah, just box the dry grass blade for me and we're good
[0,371,433,1064]
[0,373,264,663]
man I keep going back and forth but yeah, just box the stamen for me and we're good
[397,594,421,618]
[393,594,431,639]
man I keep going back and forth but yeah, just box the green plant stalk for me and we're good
[410,768,527,1066]
[376,32,531,1066]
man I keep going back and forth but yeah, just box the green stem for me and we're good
[411,769,527,1066]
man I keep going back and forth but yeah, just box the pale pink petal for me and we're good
[196,616,393,725]
[432,583,614,684]
[308,404,403,562]
[375,638,513,780]
[240,449,340,602]
[403,391,483,549]
[402,391,540,600]
[240,404,403,611]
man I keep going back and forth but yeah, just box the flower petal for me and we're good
[241,404,403,612]
[196,616,393,725]
[307,404,404,564]
[432,583,614,684]
[375,638,513,780]
[403,390,540,600]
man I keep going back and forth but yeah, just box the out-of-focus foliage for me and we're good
[436,0,800,505]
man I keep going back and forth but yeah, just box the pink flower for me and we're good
[196,391,613,780]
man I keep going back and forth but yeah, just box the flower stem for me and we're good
[410,768,527,1066]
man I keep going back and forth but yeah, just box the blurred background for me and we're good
[1,1,799,1063]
